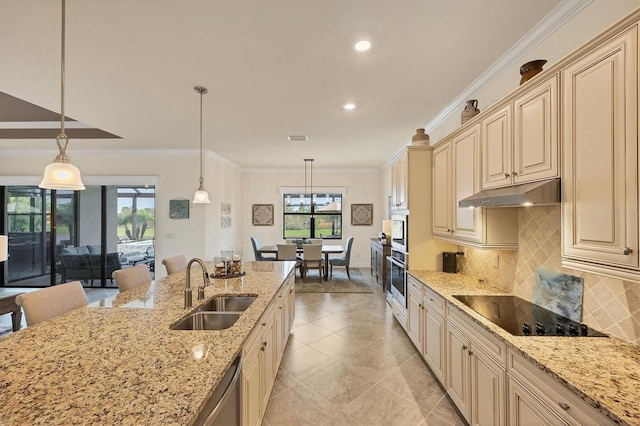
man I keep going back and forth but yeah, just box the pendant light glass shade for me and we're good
[193,86,210,204]
[39,0,85,191]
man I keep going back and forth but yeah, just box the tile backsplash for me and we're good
[457,205,640,345]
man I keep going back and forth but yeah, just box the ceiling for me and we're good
[0,0,563,170]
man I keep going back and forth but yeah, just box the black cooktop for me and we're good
[453,294,607,337]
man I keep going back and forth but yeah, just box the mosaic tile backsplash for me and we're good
[457,205,640,345]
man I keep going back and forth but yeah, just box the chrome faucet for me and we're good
[185,258,211,309]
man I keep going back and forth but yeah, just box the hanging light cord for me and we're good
[199,89,203,187]
[56,0,70,163]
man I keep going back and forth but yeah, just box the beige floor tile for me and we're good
[378,354,446,412]
[291,316,309,329]
[302,361,380,408]
[342,382,431,426]
[289,322,334,345]
[312,312,352,332]
[264,270,464,426]
[262,378,340,426]
[308,332,372,360]
[280,345,337,380]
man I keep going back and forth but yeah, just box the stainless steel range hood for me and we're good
[458,178,560,208]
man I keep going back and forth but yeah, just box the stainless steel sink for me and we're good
[196,295,256,312]
[170,312,241,330]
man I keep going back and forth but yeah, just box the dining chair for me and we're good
[162,255,188,275]
[276,244,302,276]
[15,281,88,326]
[113,264,152,293]
[251,236,276,261]
[329,236,354,279]
[302,243,324,282]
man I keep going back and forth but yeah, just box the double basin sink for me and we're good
[171,295,256,330]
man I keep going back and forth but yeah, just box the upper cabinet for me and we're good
[481,74,559,190]
[433,125,519,249]
[391,150,409,212]
[562,24,639,280]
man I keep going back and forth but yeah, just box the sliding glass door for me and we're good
[1,185,155,288]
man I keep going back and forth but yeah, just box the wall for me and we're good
[457,206,640,345]
[241,168,384,267]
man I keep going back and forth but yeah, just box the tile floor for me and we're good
[263,270,465,426]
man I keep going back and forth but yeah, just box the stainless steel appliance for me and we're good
[453,295,607,337]
[387,249,407,308]
[193,354,243,426]
[390,214,408,253]
[442,252,458,273]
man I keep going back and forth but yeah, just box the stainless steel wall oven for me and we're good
[387,249,407,308]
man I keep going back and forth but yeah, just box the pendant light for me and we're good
[39,0,85,191]
[193,86,211,204]
[303,158,315,206]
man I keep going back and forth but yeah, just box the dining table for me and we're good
[258,244,344,280]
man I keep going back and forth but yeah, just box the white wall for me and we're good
[242,168,385,268]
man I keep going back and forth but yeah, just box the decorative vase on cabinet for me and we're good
[461,100,480,124]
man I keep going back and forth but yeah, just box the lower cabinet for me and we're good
[242,273,295,426]
[370,239,390,289]
[402,275,616,426]
[507,349,613,426]
[445,317,506,425]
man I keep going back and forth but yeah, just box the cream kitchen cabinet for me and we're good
[446,305,507,426]
[433,127,519,249]
[391,149,409,211]
[420,285,446,384]
[508,349,614,425]
[407,274,446,384]
[561,24,640,281]
[243,274,295,426]
[481,73,559,190]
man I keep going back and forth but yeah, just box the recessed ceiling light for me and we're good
[342,103,356,111]
[288,135,308,142]
[354,40,371,52]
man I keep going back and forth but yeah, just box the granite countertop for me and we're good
[409,270,640,426]
[0,260,295,425]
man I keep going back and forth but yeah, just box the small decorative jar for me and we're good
[519,59,547,85]
[220,250,233,275]
[411,128,430,146]
[213,256,226,277]
[461,100,480,124]
[231,246,243,275]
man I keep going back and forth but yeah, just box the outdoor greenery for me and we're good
[117,207,155,241]
[283,193,342,239]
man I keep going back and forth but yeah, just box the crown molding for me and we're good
[424,0,592,134]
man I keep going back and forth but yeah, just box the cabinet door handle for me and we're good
[462,345,468,351]
[558,402,570,411]
[468,351,473,356]
[262,322,267,326]
[512,171,518,177]
[504,173,510,179]
[623,247,633,255]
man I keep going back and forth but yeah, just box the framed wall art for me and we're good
[169,199,189,219]
[252,204,274,226]
[351,203,373,226]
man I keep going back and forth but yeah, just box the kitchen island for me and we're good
[0,260,295,425]
[408,270,640,425]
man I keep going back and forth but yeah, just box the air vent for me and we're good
[288,135,308,142]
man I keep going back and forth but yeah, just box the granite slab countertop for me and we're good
[0,260,295,426]
[409,270,640,426]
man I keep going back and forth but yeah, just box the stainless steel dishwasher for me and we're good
[193,355,242,426]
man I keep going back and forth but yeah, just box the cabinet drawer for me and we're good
[423,285,445,315]
[407,275,423,298]
[447,304,507,367]
[508,349,613,425]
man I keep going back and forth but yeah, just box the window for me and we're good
[283,193,342,239]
